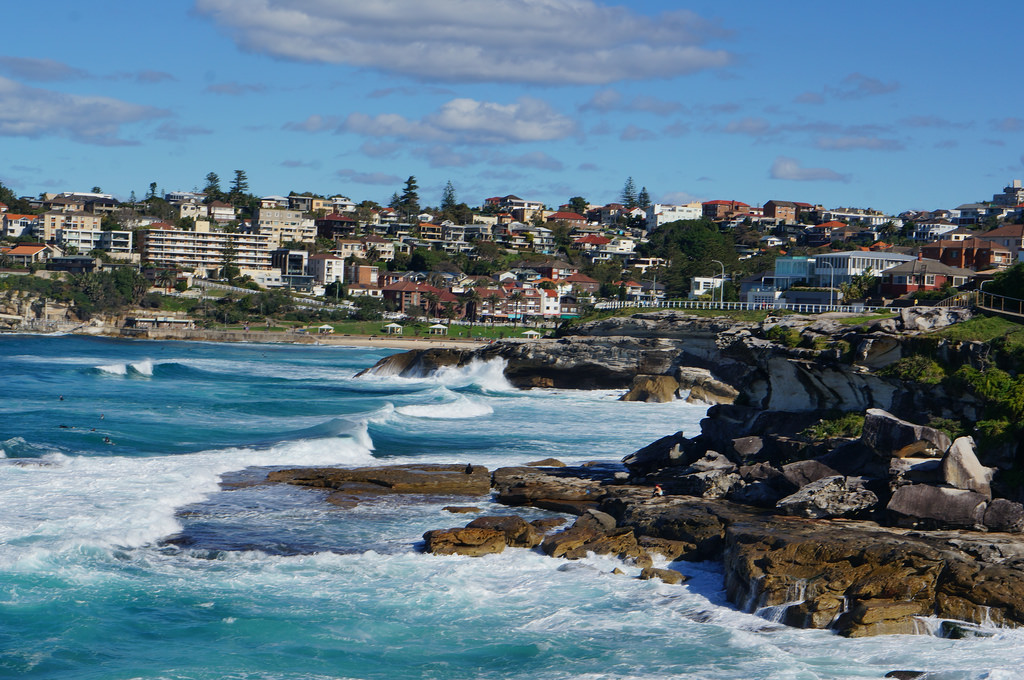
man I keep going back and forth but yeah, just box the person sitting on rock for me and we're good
[653,484,664,497]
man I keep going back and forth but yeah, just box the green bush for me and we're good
[801,412,865,440]
[878,355,946,385]
[766,324,802,348]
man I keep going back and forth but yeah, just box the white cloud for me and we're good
[620,124,655,141]
[770,157,849,182]
[195,0,733,85]
[580,88,682,115]
[154,122,214,141]
[204,82,267,95]
[814,136,905,151]
[0,56,88,81]
[310,97,578,145]
[336,169,402,185]
[0,76,168,145]
[661,190,702,204]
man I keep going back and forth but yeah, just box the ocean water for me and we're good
[1,335,1023,680]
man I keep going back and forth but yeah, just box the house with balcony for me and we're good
[252,207,315,247]
[2,214,40,238]
[703,200,750,220]
[306,254,345,285]
[645,202,702,230]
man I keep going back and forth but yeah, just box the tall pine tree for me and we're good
[620,177,638,209]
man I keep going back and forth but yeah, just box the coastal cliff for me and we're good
[350,307,1024,637]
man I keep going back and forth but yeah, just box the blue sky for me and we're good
[1,1,1022,214]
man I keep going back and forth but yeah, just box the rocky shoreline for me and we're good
[333,308,1024,638]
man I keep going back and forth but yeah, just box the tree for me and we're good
[568,196,588,216]
[203,172,222,202]
[422,291,440,319]
[399,176,420,222]
[486,293,501,326]
[229,170,249,205]
[147,182,158,200]
[509,290,525,326]
[620,177,638,209]
[463,287,482,331]
[91,186,102,193]
[637,187,651,210]
[440,180,457,213]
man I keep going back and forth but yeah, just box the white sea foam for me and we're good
[96,362,128,375]
[396,392,494,419]
[0,434,377,568]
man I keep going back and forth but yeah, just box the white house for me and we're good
[645,203,702,231]
[689,276,724,299]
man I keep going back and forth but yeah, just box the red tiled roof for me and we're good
[704,200,750,207]
[547,211,585,221]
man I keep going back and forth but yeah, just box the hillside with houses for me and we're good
[2,176,1024,328]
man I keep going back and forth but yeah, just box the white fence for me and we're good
[593,299,891,315]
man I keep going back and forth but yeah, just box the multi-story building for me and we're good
[703,200,750,220]
[763,200,798,222]
[992,180,1024,207]
[40,211,101,242]
[57,227,134,257]
[138,222,272,276]
[980,223,1024,256]
[645,203,702,230]
[921,238,1014,271]
[306,254,345,285]
[251,207,315,247]
[1,214,40,238]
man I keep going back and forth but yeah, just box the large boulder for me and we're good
[621,431,694,475]
[942,436,994,499]
[466,516,544,548]
[677,367,739,405]
[776,475,879,519]
[861,409,951,458]
[620,374,680,403]
[887,485,988,529]
[983,499,1024,533]
[422,527,507,556]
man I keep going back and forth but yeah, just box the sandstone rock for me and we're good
[854,334,902,368]
[530,517,569,533]
[887,485,988,529]
[730,436,764,461]
[729,480,786,508]
[492,465,609,509]
[525,458,565,467]
[898,306,973,332]
[984,499,1024,533]
[888,457,942,486]
[422,527,507,556]
[686,451,736,473]
[677,366,740,405]
[637,536,692,562]
[269,463,492,497]
[861,409,951,458]
[669,470,743,499]
[639,567,688,584]
[467,516,543,548]
[443,506,483,514]
[942,436,994,499]
[782,460,841,488]
[620,374,680,403]
[573,509,618,533]
[541,523,643,561]
[776,476,879,519]
[621,431,693,475]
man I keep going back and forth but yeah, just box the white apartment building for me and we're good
[57,227,134,257]
[139,222,272,276]
[307,254,345,285]
[646,203,702,230]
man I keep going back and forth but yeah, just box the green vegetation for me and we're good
[801,412,865,440]
[766,324,802,348]
[878,355,946,385]
[0,268,150,319]
[987,262,1024,299]
[836,312,895,326]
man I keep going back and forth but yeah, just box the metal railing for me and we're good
[592,299,890,315]
[975,290,1024,319]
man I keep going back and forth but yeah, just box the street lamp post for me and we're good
[819,258,836,309]
[711,259,725,307]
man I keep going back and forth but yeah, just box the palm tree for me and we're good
[441,300,460,325]
[509,290,524,328]
[486,292,501,329]
[156,268,177,292]
[463,288,482,335]
[422,291,440,320]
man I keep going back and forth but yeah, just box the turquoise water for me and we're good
[1,334,1022,679]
